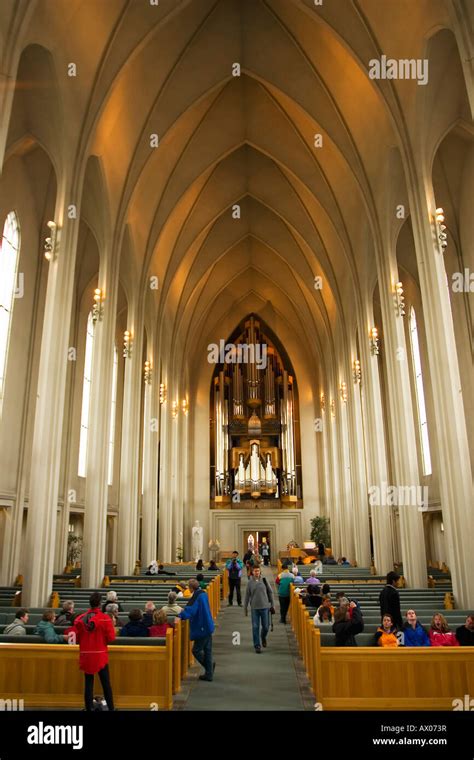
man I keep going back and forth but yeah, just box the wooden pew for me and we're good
[291,595,474,710]
[172,620,182,694]
[311,625,474,710]
[0,628,175,710]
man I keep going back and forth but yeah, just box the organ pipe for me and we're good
[210,314,301,506]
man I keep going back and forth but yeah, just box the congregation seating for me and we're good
[0,567,226,616]
[0,632,175,709]
[0,573,222,708]
[289,570,474,710]
[280,564,453,588]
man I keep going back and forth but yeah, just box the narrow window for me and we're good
[0,212,21,411]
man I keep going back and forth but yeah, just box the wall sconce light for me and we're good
[92,288,104,324]
[353,359,361,384]
[171,401,178,418]
[340,381,348,403]
[369,327,379,355]
[440,522,444,532]
[123,330,133,358]
[144,360,152,385]
[159,383,167,404]
[182,399,189,416]
[434,208,447,252]
[330,399,336,418]
[320,392,325,412]
[394,282,405,318]
[44,220,58,261]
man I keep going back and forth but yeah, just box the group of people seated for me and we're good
[146,559,219,575]
[4,589,188,642]
[287,565,474,648]
[299,587,473,648]
[373,611,474,648]
[195,559,219,572]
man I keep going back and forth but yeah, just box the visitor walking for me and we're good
[244,566,274,653]
[225,551,243,606]
[277,564,293,624]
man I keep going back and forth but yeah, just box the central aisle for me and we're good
[180,566,312,711]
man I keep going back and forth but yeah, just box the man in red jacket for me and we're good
[71,591,116,711]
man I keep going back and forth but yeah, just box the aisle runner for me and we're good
[180,566,312,711]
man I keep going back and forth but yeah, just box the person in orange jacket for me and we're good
[374,614,400,647]
[71,591,116,711]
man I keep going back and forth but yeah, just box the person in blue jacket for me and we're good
[402,609,431,646]
[176,579,215,681]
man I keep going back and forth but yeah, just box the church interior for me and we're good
[0,0,472,717]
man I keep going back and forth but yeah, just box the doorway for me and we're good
[243,530,272,564]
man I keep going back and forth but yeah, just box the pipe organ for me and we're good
[210,316,301,507]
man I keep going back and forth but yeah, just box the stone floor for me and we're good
[175,566,314,711]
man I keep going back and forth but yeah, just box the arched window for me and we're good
[107,347,118,486]
[409,307,432,476]
[0,211,21,410]
[78,312,94,477]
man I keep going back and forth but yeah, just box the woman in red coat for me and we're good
[429,613,460,647]
[71,591,116,710]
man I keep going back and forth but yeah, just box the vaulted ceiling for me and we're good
[2,0,470,385]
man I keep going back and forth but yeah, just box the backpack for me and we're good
[262,578,275,611]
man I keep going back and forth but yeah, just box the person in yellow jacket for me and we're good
[374,613,400,647]
[175,581,193,598]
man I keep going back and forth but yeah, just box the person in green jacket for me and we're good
[196,573,208,590]
[277,568,293,624]
[35,611,67,643]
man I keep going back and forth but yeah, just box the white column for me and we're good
[170,391,181,562]
[320,396,333,525]
[407,170,474,607]
[142,365,159,565]
[81,250,118,589]
[55,501,70,574]
[22,192,81,606]
[116,313,143,575]
[158,378,173,562]
[361,322,394,576]
[374,245,427,587]
[348,369,371,567]
[327,386,342,558]
[338,391,355,561]
[176,399,188,559]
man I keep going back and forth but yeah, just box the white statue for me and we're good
[250,443,260,484]
[248,533,255,551]
[192,520,204,562]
